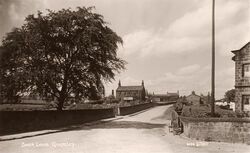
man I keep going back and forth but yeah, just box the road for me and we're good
[0,105,250,153]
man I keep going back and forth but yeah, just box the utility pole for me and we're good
[211,0,215,116]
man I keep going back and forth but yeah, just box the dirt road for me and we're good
[0,105,249,153]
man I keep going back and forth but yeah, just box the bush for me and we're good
[104,98,119,104]
[181,105,242,118]
[219,105,231,110]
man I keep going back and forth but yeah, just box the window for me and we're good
[242,95,250,111]
[243,64,250,77]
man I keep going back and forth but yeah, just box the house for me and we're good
[166,92,180,101]
[232,42,250,112]
[186,91,202,105]
[200,92,211,104]
[116,80,146,102]
[151,91,179,102]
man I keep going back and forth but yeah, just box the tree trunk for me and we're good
[57,97,65,111]
[56,69,69,111]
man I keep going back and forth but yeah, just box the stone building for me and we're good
[186,91,202,105]
[116,80,146,102]
[200,92,211,105]
[151,92,179,102]
[232,42,250,112]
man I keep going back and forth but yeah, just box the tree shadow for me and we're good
[0,120,165,141]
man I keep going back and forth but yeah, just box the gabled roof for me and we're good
[231,42,250,54]
[117,86,144,91]
[232,42,250,61]
[187,93,201,98]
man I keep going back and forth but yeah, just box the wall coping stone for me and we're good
[119,102,153,108]
[179,116,250,123]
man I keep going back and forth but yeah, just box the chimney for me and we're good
[142,80,144,87]
[118,80,121,87]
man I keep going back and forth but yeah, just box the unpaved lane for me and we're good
[0,105,249,153]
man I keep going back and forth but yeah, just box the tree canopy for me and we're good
[0,7,126,110]
[224,89,235,103]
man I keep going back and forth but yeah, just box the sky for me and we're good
[0,0,249,99]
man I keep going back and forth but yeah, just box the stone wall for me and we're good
[119,102,155,116]
[0,109,115,136]
[0,102,158,135]
[180,116,250,144]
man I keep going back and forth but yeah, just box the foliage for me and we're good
[0,7,126,110]
[181,105,240,118]
[0,100,149,111]
[224,89,235,103]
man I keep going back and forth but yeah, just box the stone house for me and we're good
[166,92,180,101]
[116,80,146,102]
[232,42,250,112]
[200,92,211,104]
[151,92,179,102]
[186,91,202,105]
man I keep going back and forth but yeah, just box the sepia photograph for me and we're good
[0,0,249,153]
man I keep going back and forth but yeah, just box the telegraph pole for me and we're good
[211,0,215,116]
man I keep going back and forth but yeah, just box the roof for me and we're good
[153,94,168,97]
[232,42,250,61]
[151,92,179,98]
[152,94,169,98]
[231,42,250,54]
[187,93,201,98]
[116,86,144,91]
[166,92,179,96]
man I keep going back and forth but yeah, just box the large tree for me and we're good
[0,7,125,110]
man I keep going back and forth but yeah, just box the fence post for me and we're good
[117,107,120,116]
[113,106,120,116]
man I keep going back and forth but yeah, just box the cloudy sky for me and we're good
[0,0,249,99]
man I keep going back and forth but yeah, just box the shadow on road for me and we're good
[81,120,165,130]
[151,105,174,121]
[0,120,165,141]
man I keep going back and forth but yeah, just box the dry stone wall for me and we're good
[180,116,250,144]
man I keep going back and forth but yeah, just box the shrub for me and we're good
[219,105,231,110]
[181,105,241,118]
